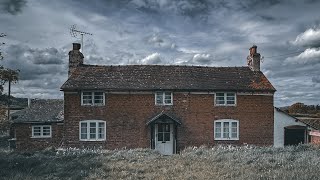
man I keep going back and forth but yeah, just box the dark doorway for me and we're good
[284,127,306,146]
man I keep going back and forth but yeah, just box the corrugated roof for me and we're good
[297,117,320,130]
[61,65,276,92]
[12,99,64,123]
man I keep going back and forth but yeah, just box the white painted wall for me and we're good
[274,108,307,147]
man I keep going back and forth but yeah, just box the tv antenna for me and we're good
[70,24,92,53]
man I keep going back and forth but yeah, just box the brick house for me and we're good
[57,43,276,155]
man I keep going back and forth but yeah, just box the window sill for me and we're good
[31,136,52,139]
[214,104,236,107]
[81,104,105,107]
[155,104,173,106]
[79,139,106,142]
[214,138,239,141]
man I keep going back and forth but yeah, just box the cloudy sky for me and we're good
[0,0,320,107]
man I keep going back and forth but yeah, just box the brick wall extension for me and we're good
[311,135,320,144]
[63,92,274,151]
[14,123,63,151]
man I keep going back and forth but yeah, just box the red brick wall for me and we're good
[63,92,274,151]
[14,123,63,151]
[311,135,320,144]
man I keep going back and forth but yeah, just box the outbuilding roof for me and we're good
[61,65,276,92]
[297,117,320,130]
[12,99,64,123]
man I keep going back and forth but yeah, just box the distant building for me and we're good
[297,117,320,145]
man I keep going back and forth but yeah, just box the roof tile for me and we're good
[61,65,276,92]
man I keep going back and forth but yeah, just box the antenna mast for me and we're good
[70,24,92,54]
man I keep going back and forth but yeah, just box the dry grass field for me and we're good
[0,145,320,180]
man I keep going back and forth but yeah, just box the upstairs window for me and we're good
[79,120,106,141]
[155,92,173,105]
[32,125,51,138]
[214,119,239,140]
[215,92,236,106]
[81,91,105,106]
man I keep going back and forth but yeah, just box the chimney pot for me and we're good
[249,45,257,55]
[72,43,81,51]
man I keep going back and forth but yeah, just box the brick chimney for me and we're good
[247,45,261,71]
[68,43,84,77]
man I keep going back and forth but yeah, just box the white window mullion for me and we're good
[163,93,165,104]
[229,123,232,139]
[95,122,98,140]
[221,123,223,139]
[92,92,94,104]
[87,123,89,140]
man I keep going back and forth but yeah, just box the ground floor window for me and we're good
[79,120,106,141]
[32,125,51,138]
[214,119,239,140]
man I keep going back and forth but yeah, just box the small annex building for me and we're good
[274,107,309,147]
[11,99,64,150]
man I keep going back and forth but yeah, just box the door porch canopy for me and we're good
[146,112,182,126]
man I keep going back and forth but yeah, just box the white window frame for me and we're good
[214,119,239,140]
[32,125,52,138]
[155,92,173,105]
[214,92,236,106]
[79,120,106,141]
[81,91,105,106]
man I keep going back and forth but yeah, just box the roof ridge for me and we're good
[81,64,250,69]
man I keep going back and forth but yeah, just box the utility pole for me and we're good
[7,79,11,121]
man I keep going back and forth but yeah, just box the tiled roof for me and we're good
[61,65,276,92]
[12,99,64,123]
[297,117,320,130]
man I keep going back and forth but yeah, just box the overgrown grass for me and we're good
[0,145,320,179]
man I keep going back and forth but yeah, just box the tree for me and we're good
[0,33,19,94]
[0,33,5,60]
[288,102,307,114]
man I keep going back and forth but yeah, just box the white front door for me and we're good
[155,123,174,155]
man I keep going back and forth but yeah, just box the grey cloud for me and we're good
[130,0,209,17]
[2,44,67,80]
[192,53,212,64]
[291,27,320,47]
[1,43,67,99]
[273,76,320,106]
[2,0,320,107]
[140,52,163,64]
[0,0,27,15]
[32,48,64,65]
[312,76,320,83]
[284,48,320,65]
[146,34,176,50]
